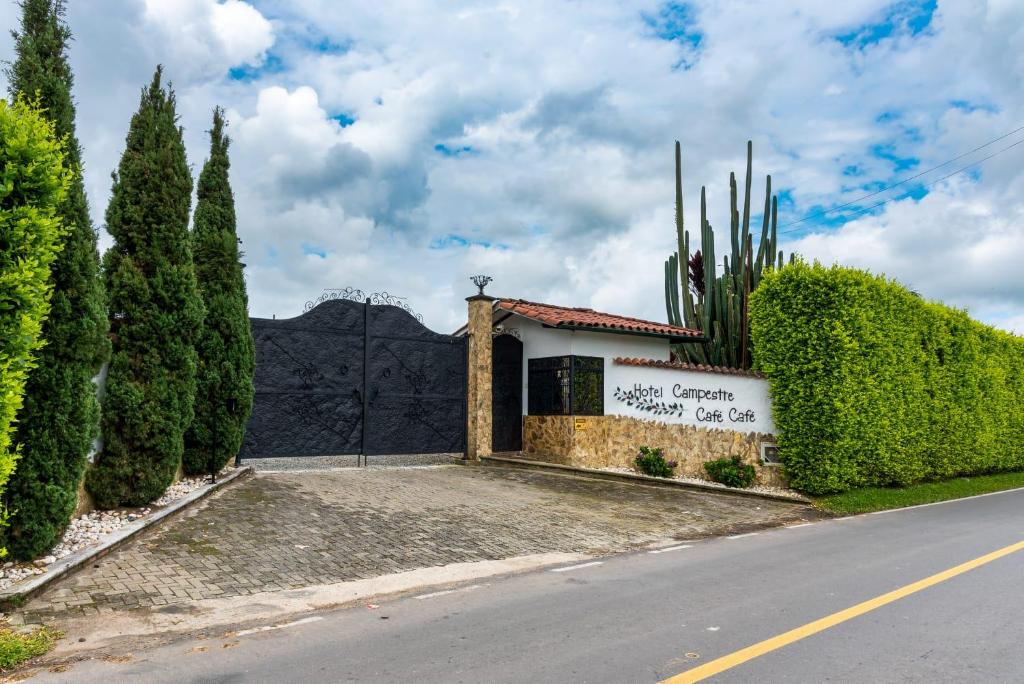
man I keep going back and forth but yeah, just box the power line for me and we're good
[779,136,1024,235]
[779,123,1024,230]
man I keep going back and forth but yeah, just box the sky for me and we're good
[0,0,1022,334]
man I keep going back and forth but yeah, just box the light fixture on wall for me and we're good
[492,324,521,340]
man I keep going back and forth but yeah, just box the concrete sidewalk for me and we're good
[17,465,815,627]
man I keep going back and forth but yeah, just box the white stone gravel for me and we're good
[600,466,808,501]
[0,467,234,591]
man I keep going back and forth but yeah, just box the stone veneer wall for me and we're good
[522,415,786,487]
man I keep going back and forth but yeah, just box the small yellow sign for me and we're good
[574,417,587,431]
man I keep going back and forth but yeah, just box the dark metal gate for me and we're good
[491,334,523,452]
[239,295,467,461]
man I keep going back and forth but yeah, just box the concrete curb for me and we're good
[0,466,253,609]
[481,455,811,504]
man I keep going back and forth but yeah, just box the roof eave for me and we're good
[545,323,705,343]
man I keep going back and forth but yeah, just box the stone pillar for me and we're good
[465,293,495,460]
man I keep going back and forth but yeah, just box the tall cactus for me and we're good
[665,140,788,369]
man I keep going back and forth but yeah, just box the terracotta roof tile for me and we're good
[614,357,765,378]
[497,299,702,339]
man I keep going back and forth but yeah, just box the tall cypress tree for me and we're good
[86,67,202,508]
[3,0,109,559]
[183,108,254,475]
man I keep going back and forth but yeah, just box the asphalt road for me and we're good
[36,487,1024,683]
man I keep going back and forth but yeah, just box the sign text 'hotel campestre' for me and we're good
[606,364,775,433]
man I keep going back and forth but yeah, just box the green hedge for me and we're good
[0,98,69,534]
[750,262,1024,495]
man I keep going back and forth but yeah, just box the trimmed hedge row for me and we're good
[750,262,1024,495]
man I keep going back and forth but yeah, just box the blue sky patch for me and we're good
[642,2,703,49]
[434,143,476,157]
[228,52,286,82]
[835,0,936,49]
[304,33,350,55]
[950,99,998,114]
[333,112,356,127]
[302,243,327,258]
[429,233,508,250]
[871,143,919,173]
[641,2,703,69]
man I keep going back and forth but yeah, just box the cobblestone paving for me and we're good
[21,466,815,622]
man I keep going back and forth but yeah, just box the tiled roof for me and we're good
[614,357,765,378]
[497,299,702,340]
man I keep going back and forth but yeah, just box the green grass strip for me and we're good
[814,471,1024,515]
[0,625,60,670]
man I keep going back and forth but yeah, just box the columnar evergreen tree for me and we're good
[86,67,203,508]
[183,108,255,475]
[2,0,110,559]
[0,99,69,545]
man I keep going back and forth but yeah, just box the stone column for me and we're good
[465,293,495,460]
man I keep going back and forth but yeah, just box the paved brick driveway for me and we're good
[21,466,814,623]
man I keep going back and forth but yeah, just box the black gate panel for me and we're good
[492,334,523,452]
[364,305,467,455]
[240,298,467,460]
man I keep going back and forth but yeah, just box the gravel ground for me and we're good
[243,453,462,471]
[0,469,234,591]
[600,466,809,501]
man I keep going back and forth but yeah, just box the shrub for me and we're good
[704,455,756,488]
[2,0,110,560]
[86,67,203,508]
[750,261,1024,495]
[183,108,255,476]
[0,624,60,669]
[0,97,69,548]
[635,446,677,478]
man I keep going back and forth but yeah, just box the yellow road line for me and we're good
[662,539,1024,683]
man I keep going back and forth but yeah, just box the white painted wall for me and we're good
[505,313,774,432]
[605,363,775,433]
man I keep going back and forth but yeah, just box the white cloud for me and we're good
[142,0,273,79]
[0,0,1022,337]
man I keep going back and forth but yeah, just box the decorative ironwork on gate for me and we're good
[304,288,423,321]
[240,296,466,462]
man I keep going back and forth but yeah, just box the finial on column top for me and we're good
[470,275,493,296]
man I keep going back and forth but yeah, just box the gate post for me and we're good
[465,290,495,460]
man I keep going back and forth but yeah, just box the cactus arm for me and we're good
[740,140,753,275]
[729,171,739,283]
[665,255,679,326]
[755,174,772,283]
[771,194,779,267]
[675,141,687,296]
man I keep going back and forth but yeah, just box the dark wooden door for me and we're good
[491,334,523,452]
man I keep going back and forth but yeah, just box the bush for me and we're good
[750,261,1024,495]
[0,624,60,669]
[704,455,755,488]
[0,97,69,546]
[86,68,203,508]
[2,0,110,560]
[634,446,677,478]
